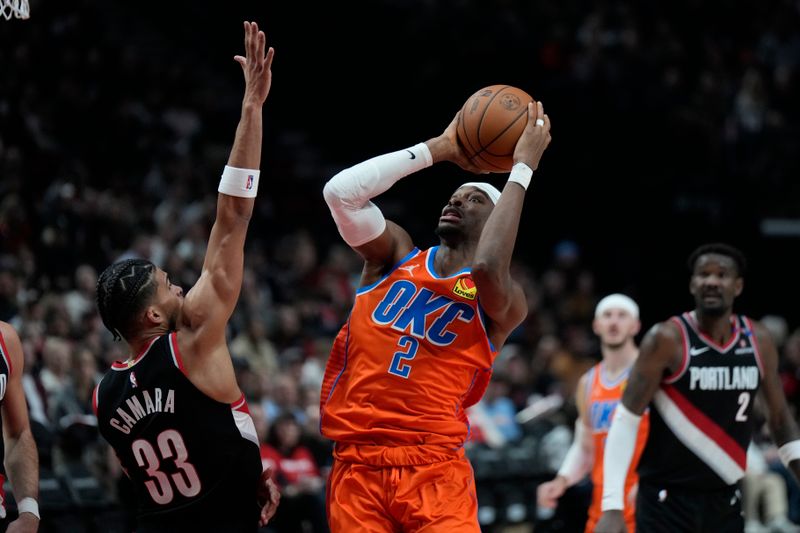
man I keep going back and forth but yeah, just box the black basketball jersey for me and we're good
[637,312,762,490]
[94,333,262,531]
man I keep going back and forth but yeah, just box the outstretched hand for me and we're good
[257,466,281,526]
[234,21,275,107]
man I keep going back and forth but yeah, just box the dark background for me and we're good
[2,0,798,329]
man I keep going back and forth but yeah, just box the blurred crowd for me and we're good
[2,0,800,532]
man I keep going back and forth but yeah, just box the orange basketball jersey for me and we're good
[584,362,649,533]
[320,247,497,462]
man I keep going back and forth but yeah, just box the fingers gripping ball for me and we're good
[457,85,534,172]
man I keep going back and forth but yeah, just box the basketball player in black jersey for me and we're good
[0,321,40,532]
[596,243,800,533]
[93,21,279,532]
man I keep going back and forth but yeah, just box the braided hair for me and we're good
[96,258,157,341]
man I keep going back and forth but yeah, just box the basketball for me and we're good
[457,85,534,172]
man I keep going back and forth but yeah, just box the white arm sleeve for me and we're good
[322,142,433,247]
[601,403,642,511]
[557,419,594,486]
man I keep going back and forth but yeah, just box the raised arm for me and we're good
[0,322,39,530]
[322,108,486,281]
[471,101,551,344]
[751,321,800,483]
[182,21,274,340]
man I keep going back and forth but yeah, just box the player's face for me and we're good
[689,254,743,317]
[153,268,184,330]
[593,308,640,349]
[435,186,494,240]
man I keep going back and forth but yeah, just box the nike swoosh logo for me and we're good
[689,346,710,356]
[406,150,416,160]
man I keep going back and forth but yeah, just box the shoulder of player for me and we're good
[645,319,682,344]
[638,320,683,365]
[0,321,23,368]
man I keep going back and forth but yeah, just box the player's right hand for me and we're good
[536,476,567,508]
[594,510,627,533]
[427,111,489,174]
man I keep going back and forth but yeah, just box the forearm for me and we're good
[557,420,593,486]
[324,143,432,209]
[228,102,262,170]
[473,180,525,276]
[323,142,431,246]
[601,404,641,511]
[5,429,38,500]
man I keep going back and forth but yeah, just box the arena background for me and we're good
[2,1,800,532]
[3,0,799,326]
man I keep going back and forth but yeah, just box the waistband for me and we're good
[334,443,465,466]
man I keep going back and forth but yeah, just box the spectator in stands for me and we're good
[261,413,328,533]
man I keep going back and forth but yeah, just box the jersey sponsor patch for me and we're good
[452,276,477,300]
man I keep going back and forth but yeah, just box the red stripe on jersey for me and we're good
[169,332,186,374]
[111,335,159,370]
[684,312,741,352]
[232,394,250,413]
[662,384,746,469]
[743,317,765,376]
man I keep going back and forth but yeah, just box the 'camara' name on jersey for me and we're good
[110,388,175,434]
[689,366,758,391]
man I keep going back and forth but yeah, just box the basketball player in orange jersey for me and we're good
[596,243,800,533]
[319,100,551,532]
[537,294,648,532]
[92,22,279,532]
[0,321,40,532]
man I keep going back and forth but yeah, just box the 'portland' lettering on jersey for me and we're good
[110,387,176,434]
[689,366,759,391]
[371,280,475,346]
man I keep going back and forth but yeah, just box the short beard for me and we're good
[435,224,465,245]
[698,303,727,317]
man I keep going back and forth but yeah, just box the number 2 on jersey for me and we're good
[736,391,750,422]
[388,336,419,378]
[132,429,202,505]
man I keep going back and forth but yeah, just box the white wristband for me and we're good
[17,497,39,520]
[218,165,260,198]
[779,440,800,468]
[508,162,533,190]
